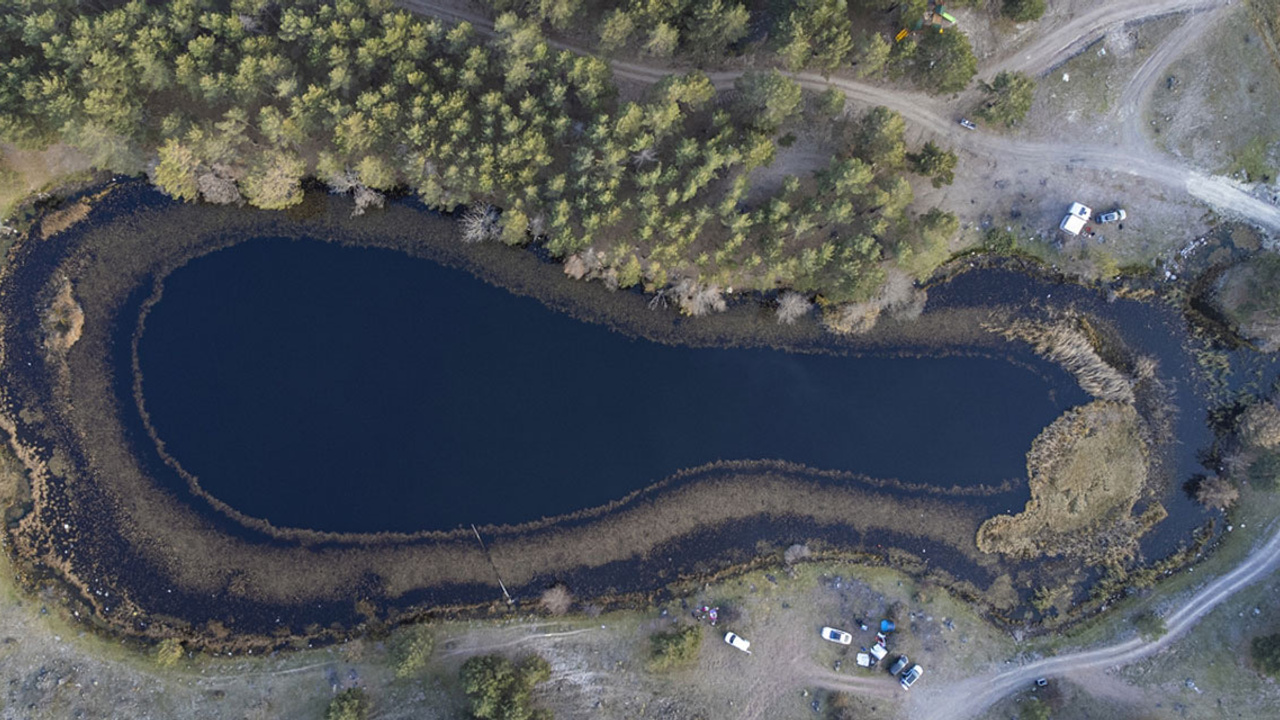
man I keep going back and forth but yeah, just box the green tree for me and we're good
[597,9,635,53]
[1002,0,1047,22]
[1254,633,1280,676]
[816,88,846,118]
[242,150,307,209]
[849,106,906,170]
[647,626,702,671]
[778,0,854,73]
[153,138,202,202]
[686,0,750,58]
[977,71,1035,127]
[538,0,582,31]
[645,23,680,57]
[390,624,435,679]
[906,141,956,187]
[325,688,369,720]
[852,31,890,78]
[733,70,803,134]
[915,29,977,93]
[461,654,553,720]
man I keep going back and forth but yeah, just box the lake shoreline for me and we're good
[0,180,1221,650]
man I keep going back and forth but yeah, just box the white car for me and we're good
[724,631,751,653]
[900,664,924,689]
[1096,209,1126,223]
[821,626,852,645]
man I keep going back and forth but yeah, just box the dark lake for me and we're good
[137,237,1089,533]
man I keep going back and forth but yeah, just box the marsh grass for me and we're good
[976,401,1150,561]
[986,315,1135,403]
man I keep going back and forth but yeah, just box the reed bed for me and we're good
[985,315,1135,403]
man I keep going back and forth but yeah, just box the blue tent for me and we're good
[880,620,896,633]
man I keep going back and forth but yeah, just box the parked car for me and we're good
[958,118,977,130]
[821,627,853,645]
[1096,209,1126,223]
[889,655,910,676]
[724,632,752,653]
[900,664,924,689]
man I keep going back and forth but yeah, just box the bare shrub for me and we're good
[1240,401,1280,449]
[351,185,385,216]
[563,248,604,281]
[823,300,881,334]
[783,543,811,565]
[880,267,927,320]
[540,583,573,616]
[775,292,812,324]
[670,277,726,317]
[1195,475,1239,509]
[460,203,501,243]
[196,167,243,205]
[822,268,926,334]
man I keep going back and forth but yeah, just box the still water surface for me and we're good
[138,238,1088,532]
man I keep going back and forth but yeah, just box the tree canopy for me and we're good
[977,71,1036,127]
[0,0,962,316]
[461,654,553,720]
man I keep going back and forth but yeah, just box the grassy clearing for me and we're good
[977,401,1149,560]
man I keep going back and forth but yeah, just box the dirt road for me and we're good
[910,516,1280,719]
[397,0,1280,233]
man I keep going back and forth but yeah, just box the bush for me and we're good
[1194,475,1239,510]
[647,625,703,671]
[325,688,369,720]
[154,638,184,668]
[1253,632,1280,676]
[1003,0,1047,22]
[914,30,977,94]
[461,654,553,720]
[540,584,573,615]
[1247,451,1280,491]
[977,72,1035,127]
[1133,611,1166,641]
[390,624,435,679]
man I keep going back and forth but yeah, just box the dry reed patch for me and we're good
[38,201,90,239]
[41,276,83,355]
[976,401,1149,560]
[986,315,1135,403]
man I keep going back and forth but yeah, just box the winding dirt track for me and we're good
[398,0,1280,232]
[910,516,1280,720]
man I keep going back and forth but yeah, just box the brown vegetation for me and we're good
[977,401,1150,560]
[540,584,573,616]
[1194,475,1240,510]
[38,201,90,239]
[1239,401,1280,448]
[986,315,1135,403]
[42,276,83,356]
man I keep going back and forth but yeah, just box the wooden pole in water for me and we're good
[471,523,514,605]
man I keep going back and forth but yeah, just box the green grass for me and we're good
[1227,135,1277,183]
